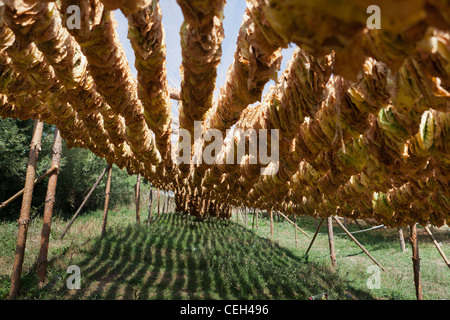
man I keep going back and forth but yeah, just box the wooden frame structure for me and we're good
[0,0,449,300]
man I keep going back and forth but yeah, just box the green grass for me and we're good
[0,208,449,300]
[237,211,450,300]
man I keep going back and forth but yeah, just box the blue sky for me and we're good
[113,1,295,124]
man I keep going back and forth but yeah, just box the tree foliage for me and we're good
[0,118,139,221]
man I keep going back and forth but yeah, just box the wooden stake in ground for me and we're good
[424,226,450,269]
[135,174,141,224]
[305,218,325,257]
[9,119,44,300]
[327,216,337,269]
[252,208,255,229]
[157,188,160,218]
[165,193,169,213]
[332,215,386,271]
[410,224,423,300]
[60,165,110,240]
[147,185,153,225]
[245,207,248,227]
[344,217,349,229]
[167,195,171,213]
[294,214,298,247]
[278,211,310,239]
[239,208,246,223]
[0,167,57,212]
[276,212,279,237]
[269,208,273,236]
[162,192,167,215]
[256,209,259,231]
[36,128,62,284]
[398,228,406,252]
[354,219,364,230]
[101,165,113,237]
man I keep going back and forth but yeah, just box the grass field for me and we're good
[0,208,449,300]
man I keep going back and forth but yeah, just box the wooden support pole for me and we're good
[245,207,248,227]
[294,214,298,247]
[140,193,150,207]
[37,128,62,284]
[410,224,423,300]
[398,228,406,253]
[157,188,160,218]
[424,226,450,269]
[147,186,153,225]
[327,216,337,269]
[252,208,255,230]
[276,212,279,237]
[277,211,311,239]
[258,215,271,228]
[305,218,325,257]
[269,208,273,236]
[332,215,386,271]
[354,219,364,230]
[165,193,169,213]
[280,212,311,239]
[0,167,57,212]
[60,165,110,240]
[239,208,246,223]
[162,192,167,215]
[135,174,141,224]
[101,165,113,238]
[167,195,171,213]
[9,119,44,300]
[256,209,259,231]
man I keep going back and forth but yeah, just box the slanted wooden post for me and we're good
[0,167,57,212]
[276,212,279,237]
[252,208,255,229]
[245,207,248,227]
[344,217,349,229]
[101,165,113,237]
[305,218,325,257]
[60,165,110,240]
[167,194,172,213]
[294,214,298,247]
[162,192,167,215]
[424,226,450,269]
[327,216,337,269]
[354,219,364,230]
[165,193,169,213]
[147,185,153,225]
[269,208,273,236]
[278,211,310,239]
[256,209,259,231]
[239,207,246,223]
[9,119,44,300]
[135,174,141,224]
[410,224,423,300]
[332,215,386,271]
[157,188,160,218]
[398,228,406,252]
[37,128,62,284]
